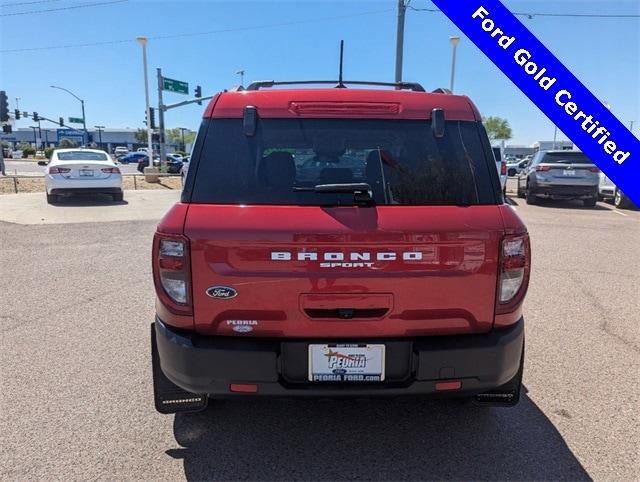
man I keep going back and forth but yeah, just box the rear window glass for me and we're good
[541,152,594,164]
[191,119,497,206]
[57,151,108,161]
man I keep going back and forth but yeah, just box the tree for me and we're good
[134,128,148,144]
[483,116,512,142]
[165,128,195,150]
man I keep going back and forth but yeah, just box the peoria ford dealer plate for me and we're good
[308,344,385,382]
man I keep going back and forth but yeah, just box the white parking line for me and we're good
[612,210,628,217]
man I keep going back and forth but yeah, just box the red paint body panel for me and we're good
[203,89,479,121]
[179,205,509,338]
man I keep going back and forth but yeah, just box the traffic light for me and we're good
[195,85,202,105]
[59,117,64,127]
[32,112,39,122]
[0,91,8,122]
[15,109,21,120]
[149,107,156,129]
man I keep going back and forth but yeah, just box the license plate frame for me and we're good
[562,170,576,176]
[79,169,94,177]
[308,343,385,382]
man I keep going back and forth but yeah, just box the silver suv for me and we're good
[516,150,600,207]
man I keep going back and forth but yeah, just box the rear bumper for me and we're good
[50,187,123,195]
[530,183,597,199]
[154,317,524,398]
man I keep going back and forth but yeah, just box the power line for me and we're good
[1,0,62,7]
[0,7,394,52]
[0,0,127,17]
[406,5,640,19]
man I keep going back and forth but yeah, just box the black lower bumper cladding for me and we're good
[152,316,524,402]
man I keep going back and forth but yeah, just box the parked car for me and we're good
[492,146,507,196]
[137,157,168,173]
[150,80,530,414]
[507,159,529,177]
[114,146,129,157]
[516,150,599,206]
[45,148,123,203]
[599,173,636,209]
[118,152,148,164]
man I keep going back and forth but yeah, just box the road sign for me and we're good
[68,117,84,124]
[162,77,189,95]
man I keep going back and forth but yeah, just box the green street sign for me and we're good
[162,77,189,95]
[68,117,84,124]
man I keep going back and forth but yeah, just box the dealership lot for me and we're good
[1,193,638,480]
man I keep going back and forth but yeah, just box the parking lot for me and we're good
[1,187,637,480]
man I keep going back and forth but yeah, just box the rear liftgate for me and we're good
[151,324,208,414]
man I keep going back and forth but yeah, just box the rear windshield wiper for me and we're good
[294,183,375,205]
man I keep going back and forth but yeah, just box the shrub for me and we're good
[44,147,54,159]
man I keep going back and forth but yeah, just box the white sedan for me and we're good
[45,149,123,204]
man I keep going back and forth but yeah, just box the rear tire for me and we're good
[583,197,597,208]
[516,183,525,199]
[525,188,537,205]
[614,188,632,209]
[112,192,124,202]
[46,193,58,204]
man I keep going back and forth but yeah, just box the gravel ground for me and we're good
[1,196,638,480]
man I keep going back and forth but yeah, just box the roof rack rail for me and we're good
[431,87,452,94]
[245,80,426,92]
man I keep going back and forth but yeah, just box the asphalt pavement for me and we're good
[1,192,638,480]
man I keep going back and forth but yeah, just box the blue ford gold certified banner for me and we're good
[431,0,639,205]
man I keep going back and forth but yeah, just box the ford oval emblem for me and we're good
[206,286,237,300]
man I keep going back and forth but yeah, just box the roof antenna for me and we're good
[337,40,346,88]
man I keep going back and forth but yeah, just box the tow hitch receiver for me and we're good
[151,324,208,414]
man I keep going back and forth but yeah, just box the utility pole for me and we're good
[394,0,406,84]
[157,67,167,167]
[630,120,635,133]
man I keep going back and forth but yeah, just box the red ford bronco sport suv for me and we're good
[151,80,530,413]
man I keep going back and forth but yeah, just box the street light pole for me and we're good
[50,85,88,146]
[236,70,245,87]
[95,125,105,150]
[449,36,461,92]
[30,126,37,147]
[553,126,558,149]
[136,36,154,165]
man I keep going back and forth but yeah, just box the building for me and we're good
[504,140,574,159]
[0,127,194,153]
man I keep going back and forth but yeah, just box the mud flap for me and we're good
[474,338,524,407]
[151,324,208,414]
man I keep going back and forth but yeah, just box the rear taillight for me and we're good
[588,166,600,173]
[101,167,121,174]
[153,233,192,315]
[500,161,507,176]
[535,165,550,172]
[49,167,70,174]
[496,234,530,314]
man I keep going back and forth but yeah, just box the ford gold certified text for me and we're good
[271,251,423,268]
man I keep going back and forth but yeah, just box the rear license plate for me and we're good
[563,170,575,176]
[308,344,385,382]
[79,169,94,177]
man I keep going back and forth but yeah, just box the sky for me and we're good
[1,0,639,145]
